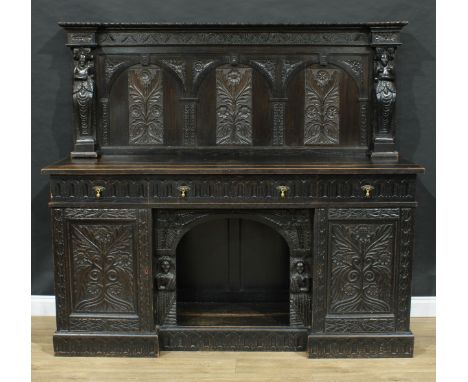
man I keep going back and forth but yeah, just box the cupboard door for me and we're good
[52,208,153,332]
[312,208,414,333]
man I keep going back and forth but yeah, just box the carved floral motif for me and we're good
[304,68,340,144]
[128,67,164,144]
[216,67,252,145]
[70,223,136,313]
[329,223,394,313]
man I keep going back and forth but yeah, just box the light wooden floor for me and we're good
[32,317,435,382]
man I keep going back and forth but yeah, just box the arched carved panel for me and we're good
[154,209,312,327]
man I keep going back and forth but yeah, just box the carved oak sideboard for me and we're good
[42,22,424,358]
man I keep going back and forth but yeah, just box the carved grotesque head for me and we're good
[160,259,171,274]
[296,261,305,274]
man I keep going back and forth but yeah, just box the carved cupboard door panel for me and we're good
[52,208,153,332]
[312,208,414,334]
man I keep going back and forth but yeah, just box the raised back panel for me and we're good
[62,22,406,159]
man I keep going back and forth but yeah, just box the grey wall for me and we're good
[32,0,435,295]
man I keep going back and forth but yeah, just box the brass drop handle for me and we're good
[93,186,105,199]
[276,185,290,199]
[177,185,190,198]
[361,185,375,198]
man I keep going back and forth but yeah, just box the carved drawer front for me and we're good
[50,176,148,203]
[312,208,414,334]
[52,208,153,332]
[149,175,415,203]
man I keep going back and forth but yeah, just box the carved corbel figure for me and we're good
[155,259,176,291]
[291,261,310,293]
[372,46,398,159]
[71,47,97,157]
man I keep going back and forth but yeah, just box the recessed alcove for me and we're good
[176,217,290,326]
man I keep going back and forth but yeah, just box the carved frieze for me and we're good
[98,31,369,46]
[304,68,340,145]
[128,67,164,144]
[216,67,252,145]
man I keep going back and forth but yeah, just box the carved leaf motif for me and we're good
[304,68,340,144]
[71,224,136,313]
[329,223,394,313]
[161,59,186,87]
[251,60,276,83]
[128,67,164,144]
[216,67,252,145]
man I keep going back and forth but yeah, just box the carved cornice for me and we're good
[97,31,370,46]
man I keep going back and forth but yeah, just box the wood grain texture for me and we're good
[32,316,435,382]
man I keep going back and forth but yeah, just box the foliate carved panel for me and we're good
[216,67,252,145]
[70,223,136,313]
[64,208,138,220]
[328,223,395,314]
[128,67,164,144]
[304,68,340,145]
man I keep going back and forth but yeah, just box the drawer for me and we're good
[49,175,416,204]
[148,175,415,203]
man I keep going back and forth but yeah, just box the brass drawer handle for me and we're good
[361,185,375,198]
[177,185,190,198]
[92,186,105,198]
[276,185,290,199]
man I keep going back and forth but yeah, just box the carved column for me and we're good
[66,29,98,158]
[181,98,198,145]
[271,98,286,145]
[370,28,401,160]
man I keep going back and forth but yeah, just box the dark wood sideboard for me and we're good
[42,21,424,358]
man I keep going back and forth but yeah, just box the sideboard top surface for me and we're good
[42,155,424,175]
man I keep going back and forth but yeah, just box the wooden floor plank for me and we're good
[32,317,435,382]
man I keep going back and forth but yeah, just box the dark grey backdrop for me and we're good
[31,0,436,296]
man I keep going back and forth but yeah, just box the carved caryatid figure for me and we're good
[291,261,310,293]
[156,259,175,291]
[73,48,95,140]
[375,47,396,135]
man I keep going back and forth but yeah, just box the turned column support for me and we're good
[66,28,98,158]
[370,28,402,161]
